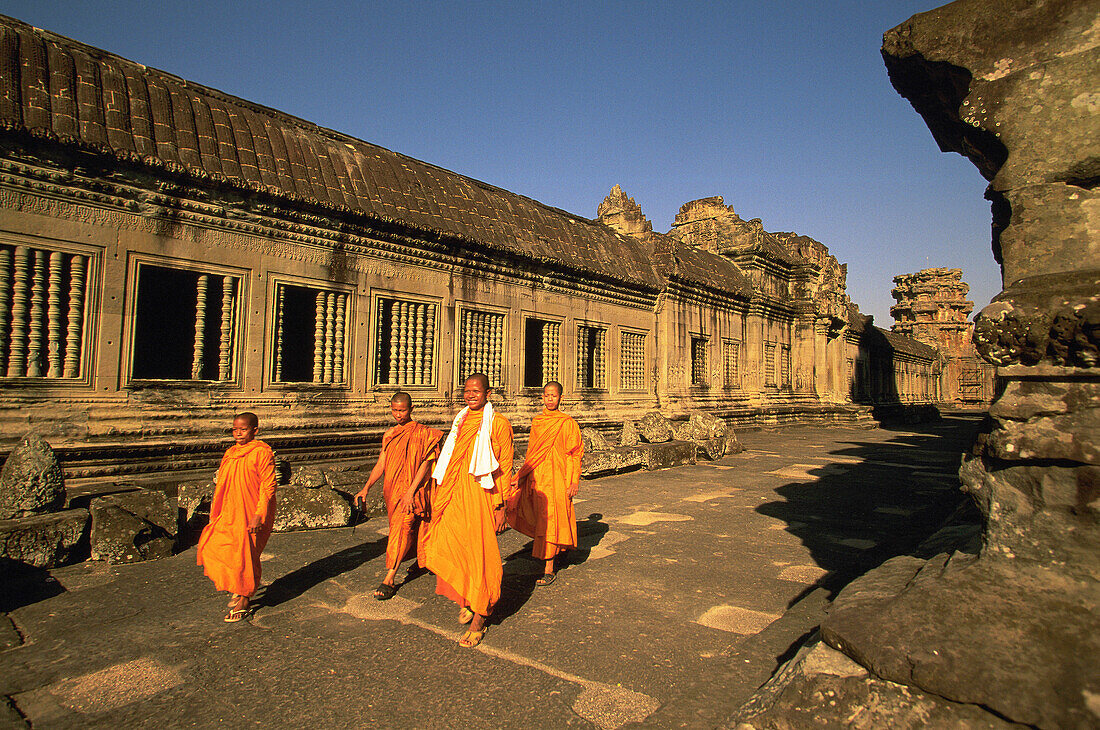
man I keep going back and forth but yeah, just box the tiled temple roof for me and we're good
[650,234,753,299]
[0,15,661,289]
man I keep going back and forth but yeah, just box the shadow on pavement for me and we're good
[756,413,985,603]
[492,513,609,626]
[0,559,65,612]
[259,536,388,609]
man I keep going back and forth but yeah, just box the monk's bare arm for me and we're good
[356,430,391,505]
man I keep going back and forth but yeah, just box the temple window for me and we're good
[620,330,646,391]
[780,344,792,388]
[458,308,504,387]
[374,296,436,387]
[723,339,741,388]
[523,318,560,388]
[691,336,708,387]
[0,242,91,380]
[273,283,351,385]
[764,341,777,387]
[130,263,240,382]
[577,324,606,389]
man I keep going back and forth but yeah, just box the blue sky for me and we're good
[2,1,1001,324]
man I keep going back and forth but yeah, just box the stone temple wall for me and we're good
[890,267,996,405]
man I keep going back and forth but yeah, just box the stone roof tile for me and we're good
[0,14,661,289]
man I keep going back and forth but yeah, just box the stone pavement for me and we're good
[0,414,983,729]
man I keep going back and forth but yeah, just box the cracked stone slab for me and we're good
[695,605,780,634]
[615,511,694,527]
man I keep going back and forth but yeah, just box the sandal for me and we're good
[228,594,242,608]
[458,628,485,648]
[373,583,397,601]
[458,607,475,625]
[224,597,249,623]
[535,572,557,586]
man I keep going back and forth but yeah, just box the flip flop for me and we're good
[535,572,557,586]
[224,597,249,622]
[373,583,397,601]
[458,607,475,624]
[459,628,485,648]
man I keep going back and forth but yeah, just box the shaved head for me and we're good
[391,391,412,408]
[544,380,563,396]
[235,411,259,428]
[465,372,490,391]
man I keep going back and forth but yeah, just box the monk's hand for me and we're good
[354,486,369,509]
[493,505,508,533]
[567,482,579,499]
[401,488,417,514]
[509,473,520,488]
[247,513,263,534]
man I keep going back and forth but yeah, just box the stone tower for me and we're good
[890,267,993,405]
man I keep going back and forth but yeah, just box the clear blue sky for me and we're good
[2,1,1002,325]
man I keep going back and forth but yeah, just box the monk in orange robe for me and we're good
[509,381,583,586]
[355,392,442,600]
[196,412,277,622]
[424,373,514,647]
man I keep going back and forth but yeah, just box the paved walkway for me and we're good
[0,414,983,729]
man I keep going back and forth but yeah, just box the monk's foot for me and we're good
[535,572,557,587]
[405,565,428,580]
[227,593,241,608]
[458,607,474,625]
[373,582,397,601]
[458,627,486,648]
[224,596,249,623]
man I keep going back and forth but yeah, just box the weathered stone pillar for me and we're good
[813,1,1100,725]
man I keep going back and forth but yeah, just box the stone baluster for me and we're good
[0,247,12,369]
[413,303,424,385]
[63,255,84,378]
[388,300,399,384]
[46,252,63,378]
[274,284,285,382]
[375,300,386,383]
[491,314,502,387]
[313,291,325,382]
[323,292,335,383]
[477,313,487,375]
[578,328,588,388]
[333,293,345,383]
[423,304,435,384]
[6,246,29,377]
[595,331,605,388]
[402,301,413,384]
[460,310,471,381]
[192,274,209,380]
[27,249,46,377]
[218,276,234,381]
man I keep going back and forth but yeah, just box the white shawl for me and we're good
[431,402,499,490]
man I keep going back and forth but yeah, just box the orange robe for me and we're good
[509,409,583,560]
[424,410,513,616]
[380,421,443,570]
[196,439,277,597]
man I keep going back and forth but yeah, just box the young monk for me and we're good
[196,412,277,622]
[509,381,583,585]
[424,372,514,648]
[355,392,443,600]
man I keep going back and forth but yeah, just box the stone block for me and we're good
[0,509,89,568]
[0,433,65,520]
[687,410,729,440]
[177,480,215,524]
[290,466,329,488]
[90,491,177,564]
[581,447,645,478]
[723,431,744,455]
[637,411,673,443]
[695,437,726,461]
[617,421,640,447]
[581,427,611,453]
[637,441,696,470]
[272,485,352,532]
